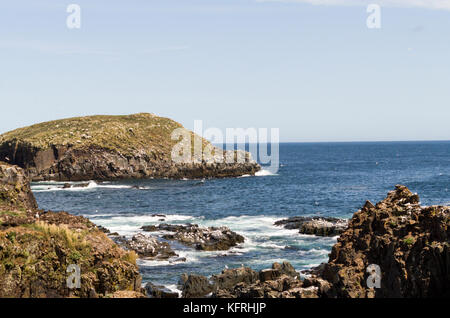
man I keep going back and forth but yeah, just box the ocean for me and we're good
[31,141,450,291]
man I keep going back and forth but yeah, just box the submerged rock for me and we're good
[0,113,260,181]
[275,216,348,236]
[141,223,244,251]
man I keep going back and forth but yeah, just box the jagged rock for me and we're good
[0,162,37,211]
[113,233,177,259]
[259,269,281,282]
[275,216,348,236]
[0,113,260,181]
[181,274,213,298]
[178,262,313,299]
[320,185,450,298]
[145,282,179,298]
[272,261,300,278]
[211,267,259,290]
[142,223,244,251]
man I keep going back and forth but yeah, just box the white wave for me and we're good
[90,213,200,236]
[257,242,287,249]
[137,257,188,267]
[255,169,278,177]
[31,181,142,192]
[164,284,182,297]
[299,248,329,257]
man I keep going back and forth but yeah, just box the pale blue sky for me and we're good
[1,0,449,142]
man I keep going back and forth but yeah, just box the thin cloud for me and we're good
[255,0,450,11]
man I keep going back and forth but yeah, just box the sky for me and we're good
[1,0,449,142]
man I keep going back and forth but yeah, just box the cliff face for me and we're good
[320,185,450,298]
[0,113,260,181]
[0,162,143,298]
[0,163,37,211]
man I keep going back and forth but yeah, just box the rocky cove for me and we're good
[1,161,449,297]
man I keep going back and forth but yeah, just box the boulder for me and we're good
[275,216,348,236]
[145,282,179,298]
[181,274,213,298]
[211,267,258,290]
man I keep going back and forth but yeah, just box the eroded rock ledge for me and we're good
[0,113,260,181]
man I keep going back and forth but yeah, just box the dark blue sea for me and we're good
[32,142,450,292]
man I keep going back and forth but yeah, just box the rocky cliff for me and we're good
[318,185,450,298]
[0,162,144,298]
[0,113,260,181]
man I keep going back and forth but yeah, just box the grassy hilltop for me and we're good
[0,113,259,181]
[0,113,196,159]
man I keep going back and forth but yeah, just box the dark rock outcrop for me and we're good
[141,223,245,251]
[177,186,449,299]
[181,274,214,298]
[0,162,37,211]
[275,216,348,237]
[178,262,318,298]
[0,113,260,181]
[145,282,179,298]
[317,185,450,298]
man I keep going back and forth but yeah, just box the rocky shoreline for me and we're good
[1,159,448,298]
[142,185,450,298]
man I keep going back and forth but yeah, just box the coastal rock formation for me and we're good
[275,216,348,236]
[0,113,260,181]
[0,162,144,298]
[317,185,450,298]
[0,162,37,211]
[175,186,449,298]
[112,233,177,260]
[141,223,245,251]
[177,262,317,298]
